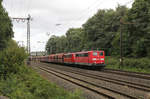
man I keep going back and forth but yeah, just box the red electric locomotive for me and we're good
[75,51,105,67]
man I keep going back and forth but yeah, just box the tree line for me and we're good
[0,0,27,79]
[0,0,14,50]
[46,0,150,58]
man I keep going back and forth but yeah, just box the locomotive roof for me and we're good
[75,50,103,54]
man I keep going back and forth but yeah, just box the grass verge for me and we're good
[0,65,84,99]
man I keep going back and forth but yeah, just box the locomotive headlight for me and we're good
[100,58,104,60]
[92,58,96,60]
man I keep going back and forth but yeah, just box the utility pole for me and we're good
[27,15,31,55]
[119,19,135,68]
[12,14,32,55]
[120,21,123,68]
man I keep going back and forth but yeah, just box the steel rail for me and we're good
[42,63,150,92]
[103,68,150,79]
[36,64,139,99]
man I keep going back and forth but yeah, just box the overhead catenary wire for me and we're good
[25,0,32,17]
[105,0,134,26]
[21,0,27,17]
[53,0,101,31]
[10,0,13,17]
[77,0,105,21]
[56,0,105,31]
[75,0,104,21]
[58,0,134,32]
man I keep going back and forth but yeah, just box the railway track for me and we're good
[33,62,150,99]
[103,68,150,80]
[41,63,150,91]
[37,65,133,99]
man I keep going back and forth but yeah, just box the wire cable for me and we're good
[58,0,105,30]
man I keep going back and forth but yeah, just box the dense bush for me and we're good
[105,56,150,73]
[124,58,150,69]
[0,66,83,99]
[0,40,27,78]
[105,57,119,67]
[0,40,83,99]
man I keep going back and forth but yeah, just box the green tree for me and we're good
[45,1,150,58]
[111,6,129,56]
[46,28,83,54]
[0,40,27,79]
[66,28,83,52]
[82,6,128,55]
[127,0,150,57]
[0,0,13,50]
[46,35,57,54]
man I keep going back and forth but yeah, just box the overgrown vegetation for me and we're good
[105,56,150,73]
[0,40,27,79]
[0,1,83,98]
[0,40,83,99]
[45,0,150,72]
[46,0,150,58]
[0,0,13,50]
[0,66,83,99]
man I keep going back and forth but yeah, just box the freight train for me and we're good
[30,50,106,68]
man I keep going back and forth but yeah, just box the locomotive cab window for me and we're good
[100,52,103,56]
[93,52,97,56]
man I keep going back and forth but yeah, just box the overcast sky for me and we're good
[2,0,133,52]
